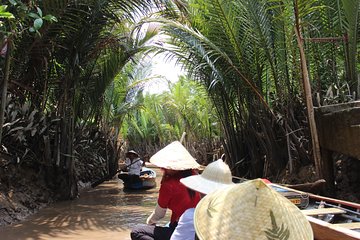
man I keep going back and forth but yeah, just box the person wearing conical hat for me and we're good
[194,178,313,240]
[170,159,234,240]
[131,141,201,240]
[118,150,144,185]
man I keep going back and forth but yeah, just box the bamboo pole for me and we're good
[179,132,186,144]
[294,1,323,179]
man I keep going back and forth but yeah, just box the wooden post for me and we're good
[294,1,323,179]
[320,148,335,195]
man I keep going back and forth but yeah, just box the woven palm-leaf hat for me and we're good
[194,179,313,240]
[180,159,234,194]
[150,141,200,170]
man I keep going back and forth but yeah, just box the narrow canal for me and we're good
[0,168,168,240]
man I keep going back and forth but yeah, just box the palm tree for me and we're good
[142,2,289,177]
[2,0,165,199]
[122,75,221,156]
[340,0,360,96]
[141,0,359,179]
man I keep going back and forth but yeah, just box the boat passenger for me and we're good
[193,178,314,240]
[118,150,144,184]
[170,159,234,240]
[130,141,201,240]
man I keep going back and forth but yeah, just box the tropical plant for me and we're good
[139,0,360,179]
[0,1,56,145]
[122,75,222,160]
[340,0,360,95]
[2,0,360,201]
[1,0,166,199]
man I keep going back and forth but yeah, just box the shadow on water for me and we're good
[0,168,165,240]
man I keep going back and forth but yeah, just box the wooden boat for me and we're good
[121,167,157,190]
[271,184,360,240]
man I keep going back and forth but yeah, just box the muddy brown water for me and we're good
[0,167,169,240]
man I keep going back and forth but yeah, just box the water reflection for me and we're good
[0,168,167,240]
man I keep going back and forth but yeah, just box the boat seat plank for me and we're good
[307,216,360,240]
[302,208,346,216]
[333,222,360,230]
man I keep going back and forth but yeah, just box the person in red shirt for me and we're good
[131,141,201,240]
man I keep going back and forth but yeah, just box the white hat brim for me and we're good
[180,175,234,195]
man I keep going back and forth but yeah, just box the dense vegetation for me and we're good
[0,0,359,211]
[121,76,222,163]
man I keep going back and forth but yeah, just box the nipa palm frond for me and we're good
[265,210,290,240]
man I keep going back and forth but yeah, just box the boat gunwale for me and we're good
[270,183,360,240]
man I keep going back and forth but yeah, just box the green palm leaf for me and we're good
[341,0,360,92]
[265,210,290,240]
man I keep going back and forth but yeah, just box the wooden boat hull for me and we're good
[308,216,360,240]
[121,167,157,190]
[271,184,360,240]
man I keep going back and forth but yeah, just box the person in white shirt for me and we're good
[124,150,143,175]
[119,150,143,184]
[170,159,234,240]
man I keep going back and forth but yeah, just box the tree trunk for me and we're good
[0,41,11,145]
[294,1,323,179]
[54,74,78,200]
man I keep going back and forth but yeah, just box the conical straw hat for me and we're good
[150,141,200,170]
[180,159,234,194]
[194,179,313,240]
[126,150,139,157]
